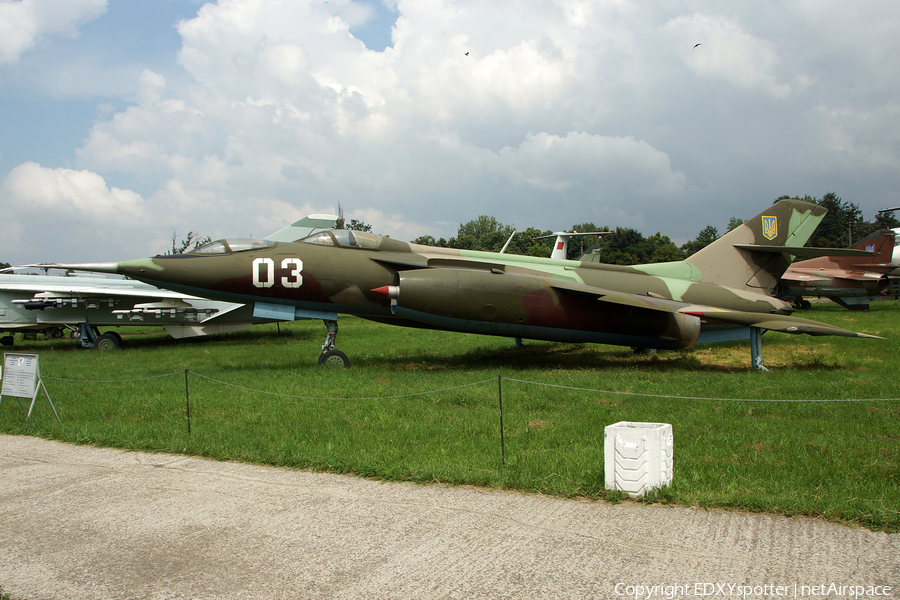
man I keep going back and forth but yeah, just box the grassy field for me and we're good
[1,301,898,532]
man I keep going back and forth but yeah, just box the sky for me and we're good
[2,0,900,264]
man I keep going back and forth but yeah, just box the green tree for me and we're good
[412,235,437,246]
[564,223,611,260]
[504,227,552,257]
[168,230,211,255]
[816,192,863,247]
[857,209,900,241]
[680,225,719,257]
[726,217,744,232]
[601,228,647,265]
[646,232,684,262]
[450,216,514,251]
[346,219,372,232]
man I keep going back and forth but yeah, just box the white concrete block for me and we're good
[604,421,673,497]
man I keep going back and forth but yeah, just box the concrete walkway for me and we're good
[1,435,897,600]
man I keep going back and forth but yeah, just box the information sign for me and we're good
[1,353,59,421]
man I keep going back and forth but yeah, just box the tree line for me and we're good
[404,193,900,264]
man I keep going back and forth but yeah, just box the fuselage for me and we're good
[109,230,790,351]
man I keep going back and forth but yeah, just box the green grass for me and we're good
[1,300,898,532]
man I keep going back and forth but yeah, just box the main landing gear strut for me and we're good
[750,327,768,372]
[318,319,350,368]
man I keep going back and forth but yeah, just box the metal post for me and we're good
[498,374,505,465]
[750,327,769,372]
[185,369,191,434]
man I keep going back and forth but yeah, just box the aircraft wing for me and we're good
[676,307,882,338]
[545,279,882,339]
[0,276,208,301]
[0,273,256,339]
[831,273,892,283]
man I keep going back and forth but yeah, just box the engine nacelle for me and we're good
[394,268,541,324]
[659,312,702,350]
[390,268,704,350]
[875,274,892,296]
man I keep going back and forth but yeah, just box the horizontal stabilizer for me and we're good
[733,245,873,258]
[678,307,882,338]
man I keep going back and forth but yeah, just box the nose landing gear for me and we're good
[318,319,350,368]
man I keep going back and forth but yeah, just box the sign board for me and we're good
[1,353,59,421]
[2,353,39,398]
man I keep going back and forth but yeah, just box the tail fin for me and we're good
[856,229,896,265]
[686,199,827,291]
[534,231,613,260]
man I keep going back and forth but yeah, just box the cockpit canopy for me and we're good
[191,238,275,254]
[298,230,386,250]
[187,230,408,254]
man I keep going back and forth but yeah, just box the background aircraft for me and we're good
[533,230,614,260]
[778,229,898,311]
[48,200,880,370]
[0,271,272,349]
[2,214,337,349]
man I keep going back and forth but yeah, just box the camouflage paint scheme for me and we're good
[779,229,897,311]
[54,200,881,367]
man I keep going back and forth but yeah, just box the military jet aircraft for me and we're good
[778,229,898,311]
[47,200,881,370]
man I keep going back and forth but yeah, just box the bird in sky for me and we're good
[693,43,701,49]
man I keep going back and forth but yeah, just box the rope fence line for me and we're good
[189,372,498,401]
[502,377,900,403]
[38,370,900,403]
[44,372,184,384]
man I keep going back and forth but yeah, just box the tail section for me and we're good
[686,200,827,291]
[535,231,613,260]
[857,229,896,265]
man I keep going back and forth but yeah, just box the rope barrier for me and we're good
[35,371,900,403]
[188,371,497,400]
[43,372,183,384]
[501,377,900,403]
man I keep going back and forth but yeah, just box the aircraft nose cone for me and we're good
[371,285,399,299]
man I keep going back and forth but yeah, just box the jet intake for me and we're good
[393,269,541,323]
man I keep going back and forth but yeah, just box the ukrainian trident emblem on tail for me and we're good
[761,216,778,240]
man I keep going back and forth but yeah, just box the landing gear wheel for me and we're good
[95,332,122,351]
[318,349,350,368]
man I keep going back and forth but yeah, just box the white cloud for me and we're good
[0,162,151,259]
[496,132,686,195]
[660,13,795,98]
[0,0,106,64]
[2,162,145,220]
[4,0,900,264]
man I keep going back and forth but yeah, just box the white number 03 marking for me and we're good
[252,258,303,289]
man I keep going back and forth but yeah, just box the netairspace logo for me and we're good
[614,582,893,599]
